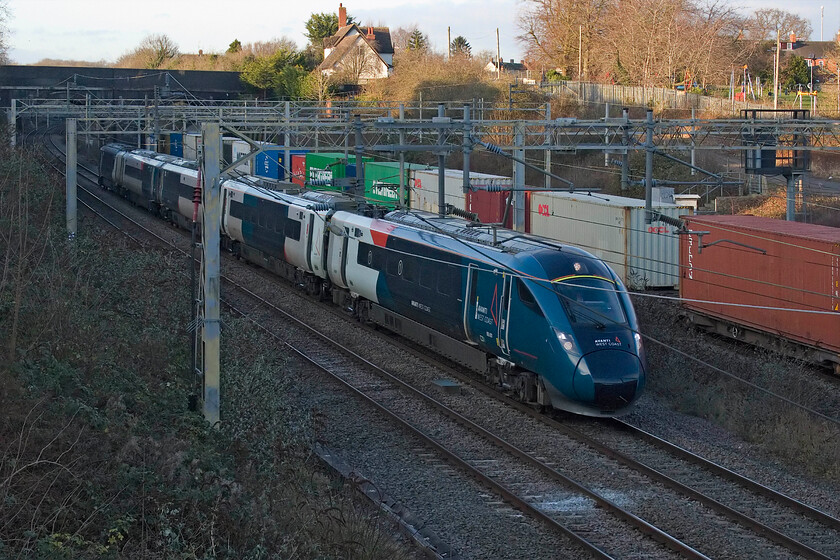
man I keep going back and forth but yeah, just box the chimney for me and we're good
[510,58,514,63]
[367,26,375,40]
[339,3,346,28]
[790,32,796,43]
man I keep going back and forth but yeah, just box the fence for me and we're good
[541,81,767,114]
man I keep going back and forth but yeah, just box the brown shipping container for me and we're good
[680,215,840,356]
[291,154,306,187]
[465,189,513,228]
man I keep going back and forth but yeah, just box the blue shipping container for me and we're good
[254,147,308,180]
[170,133,183,157]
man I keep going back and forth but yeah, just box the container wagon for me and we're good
[680,215,840,373]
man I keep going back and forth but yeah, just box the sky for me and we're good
[4,0,839,66]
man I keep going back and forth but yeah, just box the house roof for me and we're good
[487,59,528,72]
[782,40,837,61]
[319,24,393,72]
[323,25,393,54]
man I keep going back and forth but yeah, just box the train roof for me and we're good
[383,210,590,256]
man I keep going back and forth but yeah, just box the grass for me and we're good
[0,140,416,559]
[633,293,840,482]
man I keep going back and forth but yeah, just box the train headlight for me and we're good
[634,332,642,352]
[553,328,580,357]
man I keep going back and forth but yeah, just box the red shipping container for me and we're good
[291,153,306,187]
[465,189,513,228]
[680,215,840,367]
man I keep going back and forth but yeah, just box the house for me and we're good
[780,32,838,75]
[485,58,532,79]
[319,4,394,82]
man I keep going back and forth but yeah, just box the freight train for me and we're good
[99,143,647,416]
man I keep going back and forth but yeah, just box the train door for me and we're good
[497,273,512,357]
[464,265,511,357]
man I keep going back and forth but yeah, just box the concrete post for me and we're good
[645,110,654,223]
[399,103,406,208]
[437,104,446,217]
[786,174,795,221]
[544,102,551,190]
[513,122,525,231]
[66,118,77,239]
[10,99,16,147]
[462,104,471,198]
[284,101,291,181]
[354,115,366,213]
[201,123,221,425]
[621,107,630,192]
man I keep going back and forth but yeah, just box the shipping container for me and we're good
[680,215,840,371]
[169,133,183,157]
[410,168,513,217]
[363,161,421,208]
[291,153,306,186]
[528,192,692,289]
[305,152,371,192]
[230,139,253,175]
[465,189,513,227]
[183,133,202,161]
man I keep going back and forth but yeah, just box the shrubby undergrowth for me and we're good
[0,141,413,558]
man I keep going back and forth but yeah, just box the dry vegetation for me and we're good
[0,139,415,558]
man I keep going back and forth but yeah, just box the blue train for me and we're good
[100,144,646,416]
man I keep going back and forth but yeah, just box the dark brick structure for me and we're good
[0,65,247,109]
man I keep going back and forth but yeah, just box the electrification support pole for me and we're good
[284,101,291,181]
[544,102,551,190]
[66,118,77,239]
[513,122,526,231]
[437,104,446,218]
[786,173,796,221]
[604,103,610,167]
[621,107,629,192]
[644,109,654,223]
[9,99,16,147]
[153,87,160,152]
[399,103,406,208]
[774,30,780,111]
[690,107,696,176]
[354,115,366,214]
[462,104,471,198]
[201,123,221,426]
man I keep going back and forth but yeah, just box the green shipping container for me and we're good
[305,152,371,192]
[362,161,422,208]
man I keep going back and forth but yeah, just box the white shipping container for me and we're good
[183,133,202,161]
[230,139,253,175]
[411,168,513,214]
[528,192,693,289]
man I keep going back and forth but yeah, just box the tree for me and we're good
[240,46,301,97]
[746,9,812,41]
[118,34,180,69]
[227,39,242,54]
[305,11,354,47]
[517,0,611,79]
[782,55,810,89]
[450,36,471,58]
[0,0,9,64]
[407,29,429,52]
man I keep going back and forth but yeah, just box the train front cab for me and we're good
[462,250,645,417]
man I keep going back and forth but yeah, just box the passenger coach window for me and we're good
[285,219,302,241]
[438,264,459,297]
[517,279,543,316]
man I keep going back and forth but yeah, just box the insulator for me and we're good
[445,204,479,222]
[192,186,201,204]
[307,203,331,211]
[307,179,332,187]
[481,141,505,155]
[483,185,512,192]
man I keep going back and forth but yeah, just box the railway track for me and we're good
[37,130,840,559]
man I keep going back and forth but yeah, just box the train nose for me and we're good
[574,350,644,413]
